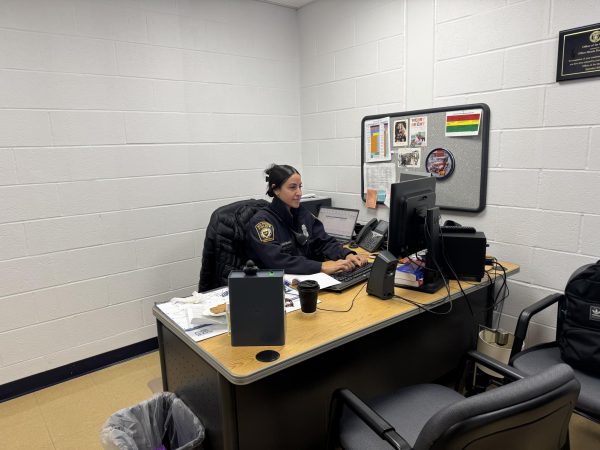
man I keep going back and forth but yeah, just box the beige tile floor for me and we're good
[0,351,162,450]
[1,351,599,449]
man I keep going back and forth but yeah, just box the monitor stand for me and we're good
[395,207,445,294]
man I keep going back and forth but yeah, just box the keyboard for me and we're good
[325,263,373,292]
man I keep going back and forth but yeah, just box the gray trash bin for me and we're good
[100,392,204,450]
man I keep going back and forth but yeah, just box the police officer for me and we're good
[246,164,368,275]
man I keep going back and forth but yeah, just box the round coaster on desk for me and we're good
[256,350,280,362]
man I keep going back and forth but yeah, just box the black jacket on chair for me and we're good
[198,199,269,293]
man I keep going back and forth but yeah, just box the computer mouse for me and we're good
[349,241,359,249]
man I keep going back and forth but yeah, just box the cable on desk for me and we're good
[317,283,366,313]
[393,293,453,315]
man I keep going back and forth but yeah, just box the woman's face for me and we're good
[274,173,302,209]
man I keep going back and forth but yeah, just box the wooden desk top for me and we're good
[154,261,519,385]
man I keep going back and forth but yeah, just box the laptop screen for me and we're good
[317,207,359,240]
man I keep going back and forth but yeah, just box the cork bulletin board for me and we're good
[360,103,490,212]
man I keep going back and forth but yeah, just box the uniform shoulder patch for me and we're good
[255,221,275,243]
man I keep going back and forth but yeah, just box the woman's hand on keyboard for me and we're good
[345,253,368,269]
[321,259,354,274]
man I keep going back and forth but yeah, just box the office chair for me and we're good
[509,293,600,424]
[198,198,268,292]
[327,350,579,450]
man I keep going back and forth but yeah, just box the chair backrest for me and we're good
[416,364,579,450]
[198,199,269,293]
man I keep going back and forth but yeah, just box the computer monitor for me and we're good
[388,175,443,293]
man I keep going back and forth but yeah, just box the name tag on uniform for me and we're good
[281,241,293,253]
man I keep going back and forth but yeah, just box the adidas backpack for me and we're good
[558,260,600,375]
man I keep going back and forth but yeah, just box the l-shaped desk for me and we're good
[153,261,519,449]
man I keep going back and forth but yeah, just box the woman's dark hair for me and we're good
[265,164,300,197]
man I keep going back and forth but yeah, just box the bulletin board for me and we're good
[360,103,490,212]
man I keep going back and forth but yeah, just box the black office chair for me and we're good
[327,350,579,450]
[198,198,268,292]
[509,293,600,424]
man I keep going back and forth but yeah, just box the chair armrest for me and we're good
[509,293,563,361]
[466,350,524,381]
[331,388,411,450]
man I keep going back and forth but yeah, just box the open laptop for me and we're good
[317,206,360,244]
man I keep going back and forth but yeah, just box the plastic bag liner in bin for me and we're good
[100,392,204,450]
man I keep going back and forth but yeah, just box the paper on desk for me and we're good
[156,301,228,342]
[284,272,340,289]
[158,285,310,342]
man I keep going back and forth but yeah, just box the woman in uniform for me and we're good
[246,164,368,274]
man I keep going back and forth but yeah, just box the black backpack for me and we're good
[558,260,600,375]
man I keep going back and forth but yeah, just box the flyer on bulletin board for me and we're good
[364,117,391,162]
[409,116,427,146]
[363,162,395,206]
[445,109,482,136]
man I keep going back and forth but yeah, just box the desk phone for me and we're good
[355,219,389,252]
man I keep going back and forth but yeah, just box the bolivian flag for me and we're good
[445,109,482,136]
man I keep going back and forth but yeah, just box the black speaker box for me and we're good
[440,232,487,281]
[367,250,398,300]
[228,268,285,346]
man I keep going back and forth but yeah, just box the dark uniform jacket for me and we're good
[246,196,353,274]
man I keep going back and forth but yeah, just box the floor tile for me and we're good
[570,413,600,450]
[0,396,54,449]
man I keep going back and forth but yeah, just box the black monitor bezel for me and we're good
[388,176,436,258]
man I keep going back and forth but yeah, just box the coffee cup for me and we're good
[297,280,319,314]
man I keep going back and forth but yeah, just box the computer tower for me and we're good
[440,232,487,281]
[228,268,285,346]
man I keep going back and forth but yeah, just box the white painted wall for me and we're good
[433,0,600,344]
[298,0,406,222]
[0,0,300,385]
[299,0,600,347]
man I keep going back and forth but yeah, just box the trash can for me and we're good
[100,392,204,450]
[476,326,522,379]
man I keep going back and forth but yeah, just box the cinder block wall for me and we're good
[298,0,406,213]
[0,0,300,384]
[299,0,600,346]
[433,0,600,343]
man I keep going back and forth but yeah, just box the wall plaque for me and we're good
[557,23,600,81]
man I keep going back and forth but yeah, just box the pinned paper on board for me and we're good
[364,162,394,205]
[445,109,482,136]
[364,117,391,162]
[409,116,427,146]
[399,148,421,168]
[393,119,408,147]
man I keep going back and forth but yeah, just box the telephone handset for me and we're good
[354,219,389,252]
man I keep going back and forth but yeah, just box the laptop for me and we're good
[317,207,360,244]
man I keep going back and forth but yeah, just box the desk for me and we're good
[154,262,518,450]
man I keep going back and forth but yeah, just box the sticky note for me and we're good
[366,189,377,208]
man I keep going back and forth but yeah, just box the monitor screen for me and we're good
[317,207,359,240]
[388,175,436,258]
